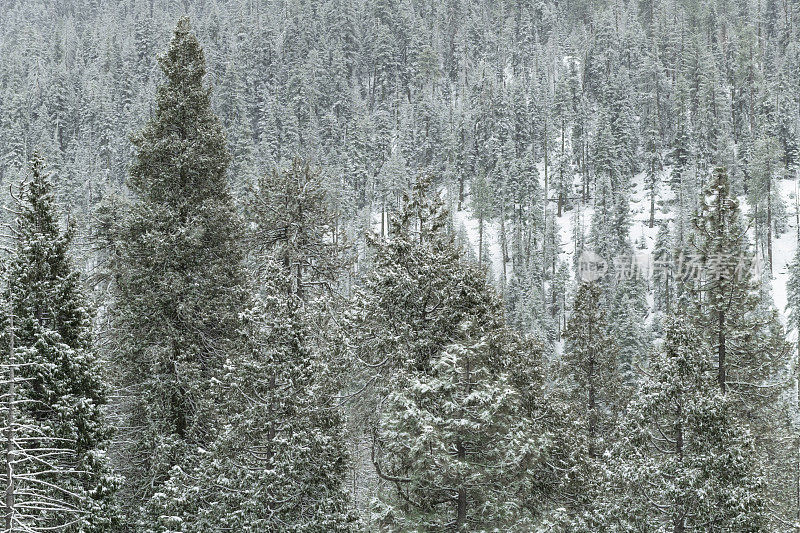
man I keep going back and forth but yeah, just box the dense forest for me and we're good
[2,0,800,530]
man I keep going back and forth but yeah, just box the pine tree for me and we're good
[554,281,623,527]
[784,248,800,526]
[748,133,786,273]
[688,167,791,526]
[592,110,619,196]
[141,158,356,530]
[787,247,800,362]
[603,315,766,532]
[609,279,651,377]
[245,159,346,296]
[642,93,662,228]
[689,166,786,397]
[560,282,622,454]
[347,177,557,530]
[653,221,674,317]
[669,77,695,197]
[470,171,493,268]
[101,18,247,521]
[1,155,118,532]
[149,262,356,532]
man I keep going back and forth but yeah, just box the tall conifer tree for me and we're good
[145,161,357,531]
[689,167,786,398]
[102,18,246,522]
[347,178,557,530]
[2,155,118,532]
[603,316,766,531]
[688,167,790,525]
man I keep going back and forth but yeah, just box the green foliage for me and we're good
[1,0,799,529]
[2,155,119,532]
[688,166,791,525]
[689,167,787,398]
[102,18,248,524]
[602,315,767,532]
[348,178,557,530]
[148,260,356,532]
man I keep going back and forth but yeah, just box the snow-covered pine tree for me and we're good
[689,166,787,398]
[470,170,493,268]
[587,177,650,374]
[505,149,551,340]
[688,166,791,525]
[1,155,118,532]
[149,264,356,531]
[554,280,624,527]
[669,76,694,196]
[643,102,662,229]
[602,315,766,531]
[101,17,247,523]
[373,323,553,530]
[245,159,346,296]
[787,247,800,362]
[748,133,786,273]
[652,221,673,317]
[347,177,557,530]
[784,247,800,524]
[141,159,357,530]
[592,110,618,197]
[609,279,651,378]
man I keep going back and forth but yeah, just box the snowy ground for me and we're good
[446,165,800,342]
[772,179,799,340]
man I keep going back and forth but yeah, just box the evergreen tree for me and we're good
[603,315,766,531]
[142,158,356,531]
[609,279,651,378]
[560,282,622,455]
[149,265,356,532]
[470,171,493,268]
[669,77,695,197]
[347,177,557,530]
[689,167,786,398]
[555,281,623,527]
[748,133,786,273]
[592,110,619,196]
[2,155,119,532]
[653,220,674,316]
[245,159,346,296]
[101,18,247,522]
[787,247,800,362]
[642,96,662,228]
[688,167,791,525]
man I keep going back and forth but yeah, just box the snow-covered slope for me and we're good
[448,166,800,337]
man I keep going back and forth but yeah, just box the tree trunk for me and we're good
[543,119,549,198]
[458,173,464,211]
[718,311,726,393]
[456,483,467,529]
[5,308,14,531]
[665,268,671,314]
[478,214,484,267]
[649,170,656,228]
[768,173,773,273]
